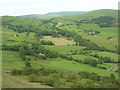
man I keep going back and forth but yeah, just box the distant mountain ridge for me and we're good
[18,11,87,18]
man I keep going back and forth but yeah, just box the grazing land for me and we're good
[2,9,119,88]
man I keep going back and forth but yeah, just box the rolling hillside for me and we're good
[2,9,119,88]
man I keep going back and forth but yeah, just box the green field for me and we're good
[42,36,75,45]
[90,51,118,62]
[2,28,36,45]
[42,60,118,77]
[71,54,98,60]
[44,45,85,55]
[84,36,117,51]
[2,51,24,72]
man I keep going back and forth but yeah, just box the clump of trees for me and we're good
[89,16,116,27]
[40,40,55,45]
[91,54,115,63]
[82,58,98,67]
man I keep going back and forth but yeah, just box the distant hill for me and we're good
[18,11,87,18]
[59,9,118,21]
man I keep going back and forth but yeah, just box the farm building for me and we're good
[38,53,45,56]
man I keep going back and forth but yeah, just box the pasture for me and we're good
[71,54,98,60]
[84,35,117,51]
[42,60,118,77]
[90,51,118,62]
[42,36,75,45]
[44,45,85,54]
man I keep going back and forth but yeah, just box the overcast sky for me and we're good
[0,0,119,16]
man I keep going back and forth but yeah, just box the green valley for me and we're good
[2,9,119,88]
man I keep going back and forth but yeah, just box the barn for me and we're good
[37,53,45,56]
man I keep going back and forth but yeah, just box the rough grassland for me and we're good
[2,72,52,88]
[2,51,52,88]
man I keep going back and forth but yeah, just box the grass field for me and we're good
[2,51,24,72]
[99,63,118,69]
[84,35,117,51]
[42,36,75,45]
[42,60,118,77]
[2,28,36,45]
[71,54,98,60]
[44,45,85,55]
[90,51,118,62]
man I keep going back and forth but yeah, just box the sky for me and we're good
[0,0,119,16]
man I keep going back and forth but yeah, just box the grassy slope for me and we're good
[2,51,24,72]
[84,36,117,51]
[44,45,85,54]
[3,51,118,78]
[57,9,118,52]
[2,51,52,88]
[2,28,36,45]
[60,9,118,21]
[71,54,98,60]
[90,51,118,62]
[42,60,118,77]
[2,72,52,88]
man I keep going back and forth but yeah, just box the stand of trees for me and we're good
[40,40,55,45]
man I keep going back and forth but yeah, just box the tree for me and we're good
[26,32,30,37]
[89,59,98,67]
[110,74,116,79]
[25,60,31,67]
[83,58,98,67]
[34,33,43,41]
[98,58,104,64]
[104,57,112,63]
